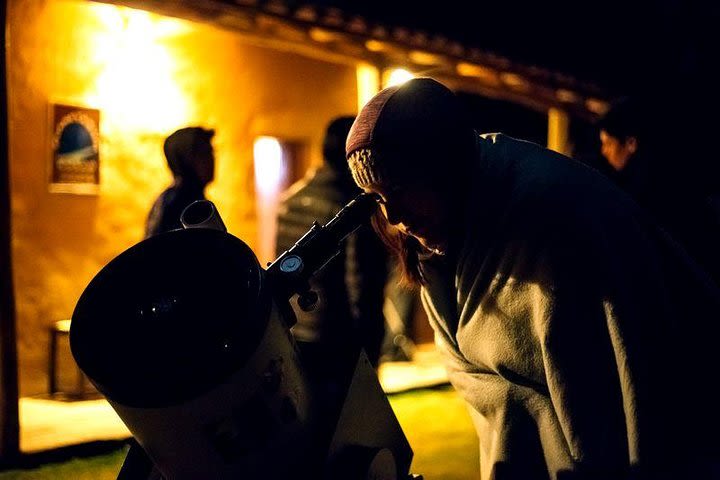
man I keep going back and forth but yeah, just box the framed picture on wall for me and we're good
[48,103,100,194]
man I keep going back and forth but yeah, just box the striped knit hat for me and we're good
[346,77,474,189]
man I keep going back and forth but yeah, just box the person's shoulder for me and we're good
[283,168,352,208]
[280,174,315,205]
[480,132,547,153]
[148,186,176,210]
[487,138,644,235]
[478,133,576,181]
[145,187,175,237]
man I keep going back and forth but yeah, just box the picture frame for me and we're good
[48,103,100,194]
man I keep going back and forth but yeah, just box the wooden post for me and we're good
[547,107,570,156]
[0,0,21,463]
[356,63,380,112]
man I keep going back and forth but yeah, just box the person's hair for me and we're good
[371,211,427,286]
[163,127,214,178]
[323,116,356,172]
[597,97,645,142]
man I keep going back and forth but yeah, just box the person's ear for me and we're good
[625,136,638,155]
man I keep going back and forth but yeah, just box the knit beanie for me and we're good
[346,78,474,190]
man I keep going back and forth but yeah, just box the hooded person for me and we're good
[276,116,389,368]
[346,77,720,479]
[145,126,215,237]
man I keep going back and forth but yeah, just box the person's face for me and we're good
[364,179,451,254]
[193,141,215,185]
[600,129,637,171]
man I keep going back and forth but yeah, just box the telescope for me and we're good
[70,193,418,479]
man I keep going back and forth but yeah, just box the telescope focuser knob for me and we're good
[279,255,303,274]
[297,289,319,312]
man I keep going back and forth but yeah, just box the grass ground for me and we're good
[392,385,478,479]
[0,385,478,479]
[0,449,128,480]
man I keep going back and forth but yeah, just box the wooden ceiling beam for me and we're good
[92,0,607,117]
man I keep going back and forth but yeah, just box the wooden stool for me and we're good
[48,319,87,397]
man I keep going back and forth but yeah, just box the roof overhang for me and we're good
[94,0,609,120]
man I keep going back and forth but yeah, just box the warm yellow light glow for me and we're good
[586,98,610,115]
[365,40,387,52]
[87,4,190,133]
[556,89,580,103]
[384,68,414,88]
[500,73,530,91]
[456,62,499,83]
[253,136,287,265]
[409,50,444,66]
[254,137,286,196]
[309,27,343,43]
[356,63,380,111]
[547,107,570,156]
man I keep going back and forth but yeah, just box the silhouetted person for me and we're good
[276,117,388,367]
[145,127,215,238]
[347,78,720,479]
[598,97,651,200]
[599,97,720,285]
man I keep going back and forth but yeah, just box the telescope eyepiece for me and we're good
[181,200,227,232]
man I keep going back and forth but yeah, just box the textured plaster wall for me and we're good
[7,0,357,396]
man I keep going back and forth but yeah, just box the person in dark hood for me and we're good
[145,127,215,237]
[346,78,720,479]
[276,116,389,367]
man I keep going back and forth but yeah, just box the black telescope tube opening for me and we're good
[182,200,214,226]
[181,200,227,232]
[70,229,268,408]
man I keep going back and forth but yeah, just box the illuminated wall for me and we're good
[7,0,358,396]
